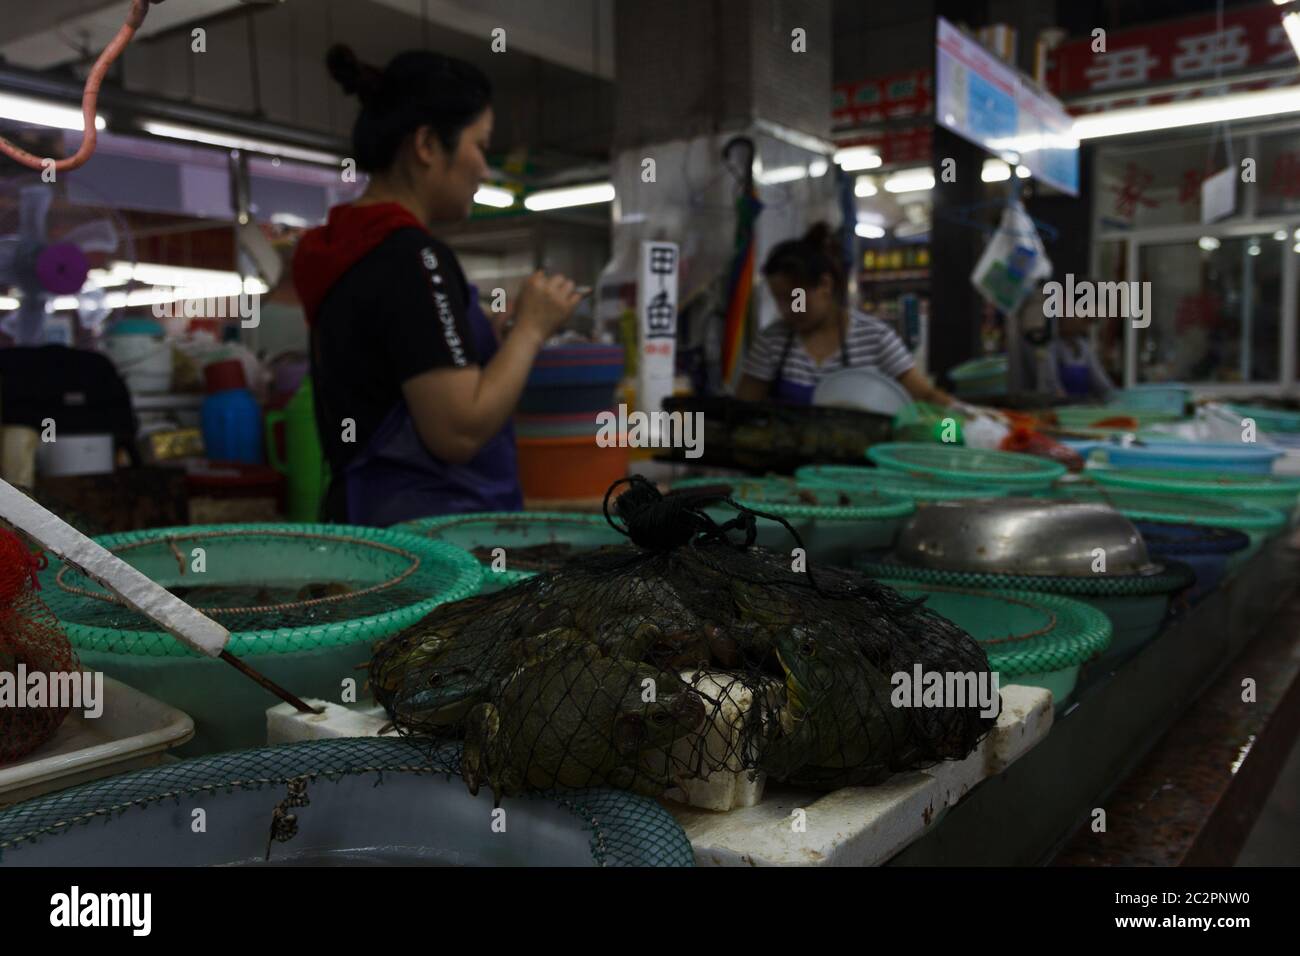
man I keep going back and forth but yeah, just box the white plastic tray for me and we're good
[0,675,194,807]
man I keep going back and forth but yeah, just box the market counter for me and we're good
[888,530,1300,866]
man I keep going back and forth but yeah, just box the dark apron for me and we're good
[1057,343,1094,399]
[339,283,522,526]
[772,324,851,405]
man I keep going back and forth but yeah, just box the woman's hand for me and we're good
[512,270,583,343]
[898,367,954,407]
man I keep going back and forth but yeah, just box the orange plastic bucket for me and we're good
[516,435,629,500]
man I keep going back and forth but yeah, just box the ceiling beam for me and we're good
[367,0,614,79]
[0,0,249,70]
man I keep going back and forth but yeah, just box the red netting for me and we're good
[0,526,79,765]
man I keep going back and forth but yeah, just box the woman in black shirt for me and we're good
[294,46,582,525]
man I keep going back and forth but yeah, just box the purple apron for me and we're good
[772,326,851,405]
[1058,354,1094,399]
[343,283,523,526]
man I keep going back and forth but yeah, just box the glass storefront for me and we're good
[1093,121,1300,392]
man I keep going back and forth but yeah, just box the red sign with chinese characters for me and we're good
[832,70,933,129]
[1045,3,1296,97]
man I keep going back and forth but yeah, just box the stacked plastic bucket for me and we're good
[516,345,626,501]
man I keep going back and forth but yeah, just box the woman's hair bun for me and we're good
[802,221,835,252]
[327,45,383,104]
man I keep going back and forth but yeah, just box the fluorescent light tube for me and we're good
[141,121,340,165]
[855,176,878,197]
[523,182,615,211]
[854,222,886,239]
[474,185,515,208]
[757,165,809,185]
[834,147,882,171]
[883,168,935,193]
[1074,86,1300,139]
[982,159,1012,182]
[0,92,104,132]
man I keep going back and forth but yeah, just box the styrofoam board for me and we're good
[0,676,194,806]
[267,699,396,744]
[667,683,1053,866]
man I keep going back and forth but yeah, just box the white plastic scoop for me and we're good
[0,478,319,713]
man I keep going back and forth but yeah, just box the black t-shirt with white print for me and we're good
[310,227,477,480]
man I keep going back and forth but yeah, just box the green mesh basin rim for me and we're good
[858,556,1195,597]
[670,475,915,520]
[395,511,625,571]
[794,465,1007,501]
[867,442,1067,487]
[1042,485,1287,531]
[1227,404,1300,434]
[892,584,1112,676]
[397,510,620,541]
[38,523,483,658]
[1051,406,1183,428]
[1089,467,1300,498]
[0,737,694,868]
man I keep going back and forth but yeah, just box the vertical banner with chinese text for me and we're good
[637,241,679,442]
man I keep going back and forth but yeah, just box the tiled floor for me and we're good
[1236,734,1300,865]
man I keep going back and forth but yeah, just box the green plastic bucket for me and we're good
[859,558,1191,671]
[1227,404,1300,434]
[1052,406,1184,431]
[671,476,914,564]
[1036,484,1284,572]
[890,585,1112,709]
[949,355,1008,399]
[867,442,1066,491]
[1089,467,1300,520]
[39,524,483,755]
[794,464,1007,502]
[264,376,329,523]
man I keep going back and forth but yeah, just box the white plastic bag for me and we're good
[970,200,1053,315]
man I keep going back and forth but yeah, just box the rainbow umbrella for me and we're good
[720,137,763,386]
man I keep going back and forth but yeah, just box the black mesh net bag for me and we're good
[370,478,998,805]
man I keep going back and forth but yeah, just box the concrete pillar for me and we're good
[606,1,838,396]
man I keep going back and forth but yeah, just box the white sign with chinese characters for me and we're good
[1200,166,1236,224]
[636,241,679,441]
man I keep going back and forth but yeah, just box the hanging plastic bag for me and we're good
[970,200,1053,315]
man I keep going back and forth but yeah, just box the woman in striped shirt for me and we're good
[736,223,952,407]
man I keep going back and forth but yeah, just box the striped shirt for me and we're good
[742,310,914,388]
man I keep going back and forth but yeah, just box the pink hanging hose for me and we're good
[0,0,165,173]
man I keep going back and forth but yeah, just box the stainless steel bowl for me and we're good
[895,497,1160,577]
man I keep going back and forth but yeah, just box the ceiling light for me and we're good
[0,92,105,132]
[1274,229,1289,240]
[523,182,615,211]
[834,147,883,171]
[982,159,1012,182]
[1248,241,1262,256]
[757,165,809,185]
[855,223,885,239]
[1016,165,1031,178]
[855,176,878,197]
[1074,86,1300,139]
[808,159,830,178]
[1198,236,1220,252]
[91,261,268,295]
[883,168,935,193]
[474,185,515,208]
[141,121,340,165]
